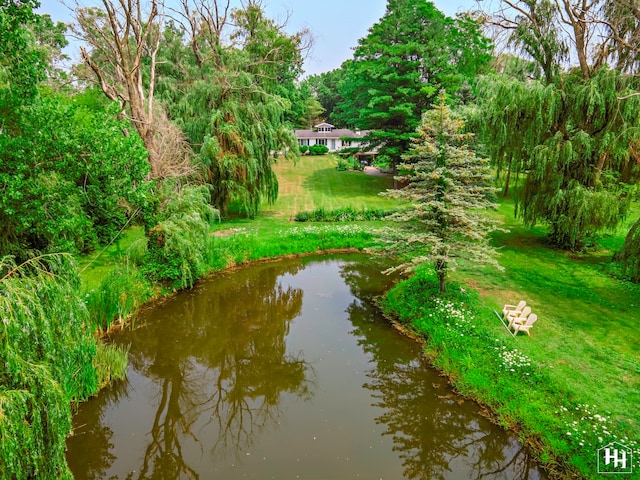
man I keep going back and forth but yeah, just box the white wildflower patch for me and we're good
[555,403,640,463]
[494,345,532,373]
[429,297,476,335]
[283,225,367,239]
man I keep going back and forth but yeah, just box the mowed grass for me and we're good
[452,199,640,455]
[263,155,399,217]
[80,156,397,286]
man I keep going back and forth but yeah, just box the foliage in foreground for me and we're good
[0,254,126,479]
[381,265,640,479]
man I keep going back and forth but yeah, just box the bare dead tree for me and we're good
[73,0,165,177]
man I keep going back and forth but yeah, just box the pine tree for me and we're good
[383,94,503,292]
[334,0,491,167]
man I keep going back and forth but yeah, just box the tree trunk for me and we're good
[615,216,640,282]
[438,272,446,293]
[503,158,512,197]
[76,0,162,176]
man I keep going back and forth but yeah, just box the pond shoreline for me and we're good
[87,246,566,479]
[380,308,565,480]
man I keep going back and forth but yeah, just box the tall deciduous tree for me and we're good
[383,94,503,292]
[74,0,171,177]
[304,68,346,127]
[481,0,640,250]
[334,0,492,166]
[0,91,150,257]
[158,0,305,217]
[0,0,45,127]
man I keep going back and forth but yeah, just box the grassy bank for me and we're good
[381,200,640,479]
[79,155,399,330]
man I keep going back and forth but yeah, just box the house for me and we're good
[293,122,374,156]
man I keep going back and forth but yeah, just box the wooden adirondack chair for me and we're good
[512,313,538,336]
[502,300,526,320]
[507,306,532,329]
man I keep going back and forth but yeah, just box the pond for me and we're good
[66,254,547,479]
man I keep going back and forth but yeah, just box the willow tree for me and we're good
[383,94,503,292]
[158,0,305,217]
[600,1,640,278]
[480,0,640,250]
[0,255,97,478]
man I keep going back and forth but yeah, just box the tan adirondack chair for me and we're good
[512,313,538,336]
[502,300,526,320]
[507,305,532,329]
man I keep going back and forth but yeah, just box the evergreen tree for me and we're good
[383,94,503,292]
[334,0,491,166]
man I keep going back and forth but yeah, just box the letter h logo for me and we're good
[598,442,633,475]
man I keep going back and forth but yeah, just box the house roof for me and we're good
[293,128,369,140]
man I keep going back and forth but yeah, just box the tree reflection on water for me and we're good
[68,261,315,480]
[68,256,546,480]
[339,260,543,480]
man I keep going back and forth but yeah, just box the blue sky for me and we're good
[38,0,481,76]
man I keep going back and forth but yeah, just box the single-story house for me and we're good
[293,122,374,155]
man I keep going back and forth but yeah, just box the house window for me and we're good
[298,139,309,146]
[343,140,352,147]
[317,139,327,146]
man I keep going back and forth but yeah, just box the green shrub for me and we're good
[373,154,392,170]
[85,258,154,332]
[299,145,309,154]
[143,184,219,289]
[309,144,329,155]
[347,156,364,171]
[294,207,395,222]
[0,94,150,258]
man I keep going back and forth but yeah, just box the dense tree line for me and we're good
[310,0,492,168]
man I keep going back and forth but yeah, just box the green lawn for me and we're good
[263,155,398,217]
[79,155,397,286]
[455,200,640,426]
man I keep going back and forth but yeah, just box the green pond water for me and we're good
[66,254,548,479]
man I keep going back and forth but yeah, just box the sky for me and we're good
[38,0,482,77]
